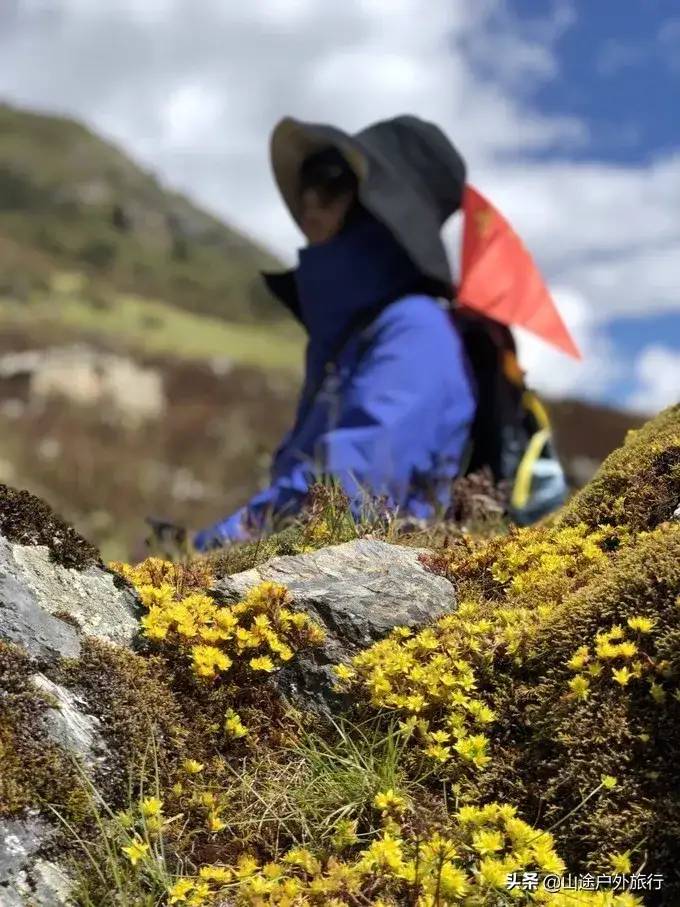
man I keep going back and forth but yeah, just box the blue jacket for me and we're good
[194,214,477,550]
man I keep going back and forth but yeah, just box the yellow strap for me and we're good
[522,389,551,431]
[511,427,551,510]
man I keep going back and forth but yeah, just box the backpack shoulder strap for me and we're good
[452,308,526,481]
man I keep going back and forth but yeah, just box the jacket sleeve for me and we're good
[193,300,475,550]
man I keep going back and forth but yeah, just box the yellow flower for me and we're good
[425,743,451,763]
[374,789,407,813]
[121,838,150,866]
[282,847,319,874]
[249,655,277,672]
[454,733,490,768]
[140,609,170,641]
[568,675,590,700]
[627,615,656,633]
[437,861,470,896]
[477,857,507,889]
[214,609,238,631]
[193,645,232,678]
[198,865,232,883]
[471,829,504,856]
[331,818,359,849]
[612,666,632,686]
[224,708,248,738]
[207,812,227,833]
[361,834,405,873]
[234,854,260,878]
[532,838,565,874]
[617,641,638,659]
[140,796,163,817]
[601,774,618,790]
[115,809,135,829]
[183,759,204,774]
[609,851,632,874]
[186,881,210,905]
[168,878,195,903]
[596,639,622,659]
[567,646,590,670]
[332,663,356,683]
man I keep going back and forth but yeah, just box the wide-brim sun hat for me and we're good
[269,114,467,290]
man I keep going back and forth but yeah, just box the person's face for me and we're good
[300,187,355,245]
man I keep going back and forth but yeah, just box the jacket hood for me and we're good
[291,211,426,353]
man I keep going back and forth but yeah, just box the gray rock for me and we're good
[0,566,81,661]
[0,534,138,660]
[31,674,109,770]
[214,538,455,713]
[672,502,680,521]
[0,815,72,906]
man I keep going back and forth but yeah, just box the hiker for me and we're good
[193,115,578,551]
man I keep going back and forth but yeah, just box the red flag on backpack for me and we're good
[458,185,581,359]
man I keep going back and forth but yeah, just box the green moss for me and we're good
[560,402,680,532]
[57,640,188,803]
[0,641,86,821]
[475,524,680,871]
[207,526,306,578]
[0,482,101,569]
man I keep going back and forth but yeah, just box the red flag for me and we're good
[458,184,581,359]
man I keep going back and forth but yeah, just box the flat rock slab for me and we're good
[214,538,456,713]
[0,534,138,661]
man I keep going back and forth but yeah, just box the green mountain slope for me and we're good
[0,102,284,322]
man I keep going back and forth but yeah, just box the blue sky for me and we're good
[505,0,680,377]
[0,0,678,412]
[464,0,680,408]
[496,0,679,165]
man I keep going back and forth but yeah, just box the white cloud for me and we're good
[160,83,226,151]
[0,0,678,406]
[626,346,680,414]
[515,288,623,401]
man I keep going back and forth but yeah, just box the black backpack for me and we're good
[451,307,568,525]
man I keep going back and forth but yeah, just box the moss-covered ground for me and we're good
[0,405,678,905]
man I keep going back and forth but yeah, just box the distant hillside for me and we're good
[548,397,648,486]
[0,102,284,321]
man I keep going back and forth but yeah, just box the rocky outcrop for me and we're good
[1,486,458,904]
[0,487,140,906]
[214,538,456,713]
[0,534,138,661]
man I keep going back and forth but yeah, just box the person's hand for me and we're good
[193,510,251,552]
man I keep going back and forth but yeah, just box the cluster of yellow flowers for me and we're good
[334,523,628,769]
[109,558,325,681]
[117,799,641,906]
[488,523,616,603]
[333,618,494,769]
[566,614,674,703]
